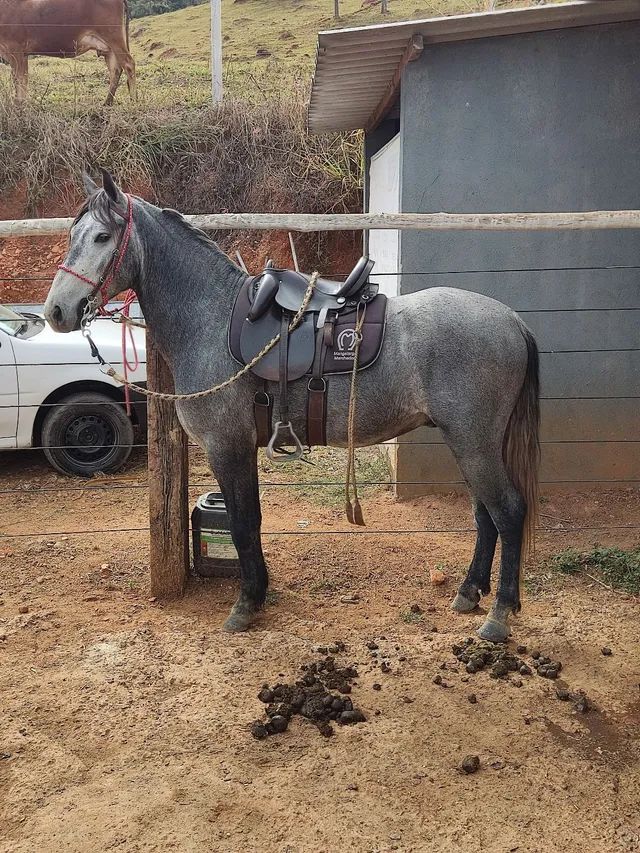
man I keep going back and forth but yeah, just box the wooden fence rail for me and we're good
[3,209,640,238]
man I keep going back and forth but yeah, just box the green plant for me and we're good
[544,546,640,594]
[400,609,423,624]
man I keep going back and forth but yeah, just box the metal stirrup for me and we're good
[266,421,305,463]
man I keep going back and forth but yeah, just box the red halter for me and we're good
[58,193,139,410]
[57,192,135,313]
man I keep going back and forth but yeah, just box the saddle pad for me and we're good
[323,293,387,375]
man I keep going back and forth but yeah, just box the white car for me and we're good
[0,303,147,476]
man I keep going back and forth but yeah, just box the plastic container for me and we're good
[191,491,240,578]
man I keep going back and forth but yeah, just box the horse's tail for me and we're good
[123,0,131,51]
[502,318,540,565]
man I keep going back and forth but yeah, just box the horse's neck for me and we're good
[135,210,245,370]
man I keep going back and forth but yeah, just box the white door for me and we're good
[368,133,400,298]
[0,329,18,446]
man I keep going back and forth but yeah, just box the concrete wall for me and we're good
[392,20,640,495]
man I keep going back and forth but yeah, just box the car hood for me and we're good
[16,316,146,365]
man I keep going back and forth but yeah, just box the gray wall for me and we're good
[393,20,640,495]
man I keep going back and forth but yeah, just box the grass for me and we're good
[400,608,424,624]
[259,445,391,508]
[0,0,532,108]
[544,546,640,595]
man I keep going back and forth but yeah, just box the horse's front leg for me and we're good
[207,442,268,632]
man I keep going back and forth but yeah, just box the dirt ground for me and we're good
[1,448,639,853]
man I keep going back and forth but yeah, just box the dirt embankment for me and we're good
[0,191,361,305]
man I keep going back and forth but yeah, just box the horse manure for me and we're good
[432,674,443,685]
[453,639,564,688]
[251,647,367,739]
[461,755,480,774]
[372,683,382,691]
[601,647,613,656]
[556,687,571,701]
[467,693,478,704]
[366,641,379,651]
[257,687,274,704]
[574,694,591,714]
[380,661,391,673]
[267,715,289,734]
[491,662,509,679]
[251,722,269,740]
[339,709,366,725]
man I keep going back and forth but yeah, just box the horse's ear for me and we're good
[101,169,125,207]
[82,171,99,197]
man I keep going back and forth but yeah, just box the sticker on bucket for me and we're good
[201,530,238,560]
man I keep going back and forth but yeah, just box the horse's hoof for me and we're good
[451,591,480,613]
[477,617,510,643]
[222,604,254,633]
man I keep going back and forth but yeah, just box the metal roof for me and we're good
[308,0,640,133]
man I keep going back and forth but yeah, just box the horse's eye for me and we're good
[95,233,110,243]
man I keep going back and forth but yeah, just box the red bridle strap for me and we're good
[57,193,134,310]
[57,193,138,412]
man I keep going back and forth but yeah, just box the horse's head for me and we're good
[45,170,134,332]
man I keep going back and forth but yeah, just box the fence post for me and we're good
[146,331,189,597]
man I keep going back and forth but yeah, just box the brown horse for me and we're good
[0,0,136,104]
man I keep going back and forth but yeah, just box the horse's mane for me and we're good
[160,207,221,252]
[74,192,237,271]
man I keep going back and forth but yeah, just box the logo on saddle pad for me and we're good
[335,328,357,360]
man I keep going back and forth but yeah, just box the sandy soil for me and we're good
[1,449,639,853]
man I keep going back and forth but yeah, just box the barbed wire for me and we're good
[1,523,639,540]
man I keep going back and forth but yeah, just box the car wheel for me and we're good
[41,391,134,477]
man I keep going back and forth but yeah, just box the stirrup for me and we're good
[266,421,305,463]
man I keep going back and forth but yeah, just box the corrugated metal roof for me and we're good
[308,0,640,133]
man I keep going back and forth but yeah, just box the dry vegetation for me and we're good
[0,85,361,221]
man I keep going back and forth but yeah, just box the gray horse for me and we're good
[44,172,540,642]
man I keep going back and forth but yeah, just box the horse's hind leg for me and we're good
[451,499,498,613]
[446,439,526,642]
[476,488,526,641]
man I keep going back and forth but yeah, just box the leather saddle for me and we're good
[228,256,387,460]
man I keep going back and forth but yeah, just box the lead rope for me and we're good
[345,303,367,526]
[85,272,319,401]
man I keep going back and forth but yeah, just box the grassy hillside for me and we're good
[3,0,530,107]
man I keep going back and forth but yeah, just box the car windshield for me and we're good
[0,304,28,336]
[0,305,44,339]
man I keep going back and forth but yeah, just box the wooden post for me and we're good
[146,331,190,597]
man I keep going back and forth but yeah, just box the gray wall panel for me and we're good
[386,20,640,494]
[399,398,640,443]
